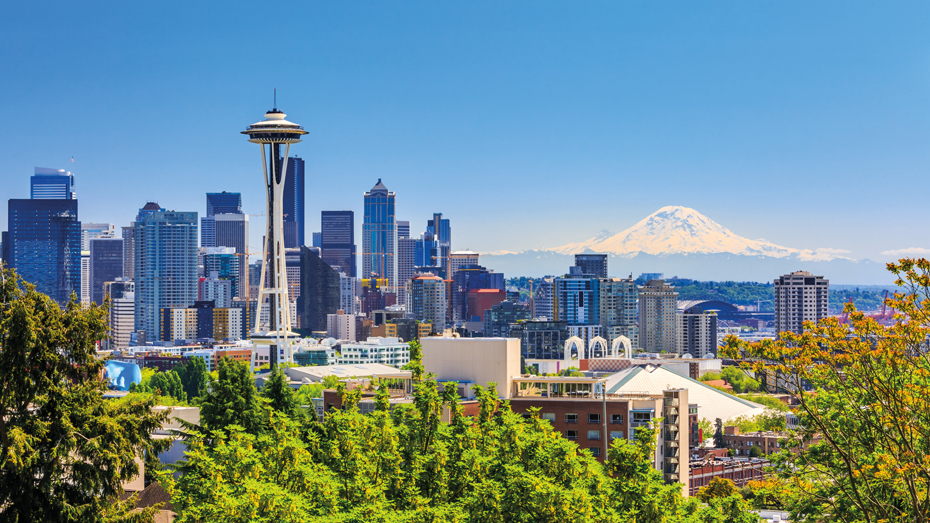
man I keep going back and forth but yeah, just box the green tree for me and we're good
[199,356,266,436]
[260,363,299,419]
[176,356,208,401]
[149,369,187,403]
[748,445,764,458]
[697,477,739,503]
[0,268,170,522]
[721,258,930,523]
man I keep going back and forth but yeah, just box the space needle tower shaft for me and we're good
[242,95,307,369]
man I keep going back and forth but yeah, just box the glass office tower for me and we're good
[362,179,396,292]
[206,191,242,216]
[89,237,123,305]
[321,210,356,277]
[31,167,76,199]
[5,199,81,305]
[282,157,305,248]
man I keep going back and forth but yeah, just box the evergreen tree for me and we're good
[260,364,300,419]
[0,268,170,522]
[176,356,208,401]
[150,369,187,402]
[199,356,265,436]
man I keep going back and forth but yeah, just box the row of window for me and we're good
[540,413,626,424]
[565,429,624,441]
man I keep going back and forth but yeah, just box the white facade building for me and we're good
[201,272,233,308]
[336,337,410,368]
[449,251,479,279]
[677,311,718,358]
[109,294,135,350]
[638,280,679,353]
[339,272,357,314]
[327,310,357,342]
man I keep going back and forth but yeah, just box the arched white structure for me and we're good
[589,336,609,359]
[611,336,633,359]
[563,336,585,367]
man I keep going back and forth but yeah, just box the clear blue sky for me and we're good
[1,1,928,265]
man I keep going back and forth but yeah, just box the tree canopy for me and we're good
[722,258,930,523]
[0,268,170,522]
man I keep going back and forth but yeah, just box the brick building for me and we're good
[688,457,769,496]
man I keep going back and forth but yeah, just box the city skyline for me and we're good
[2,2,930,275]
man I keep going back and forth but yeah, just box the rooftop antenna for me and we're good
[274,88,277,110]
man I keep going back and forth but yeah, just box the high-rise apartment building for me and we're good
[4,199,81,306]
[553,267,600,325]
[405,274,446,332]
[362,179,396,290]
[638,280,678,353]
[483,300,531,337]
[533,277,554,320]
[133,205,199,340]
[320,210,356,277]
[30,167,76,199]
[677,309,717,358]
[298,246,340,333]
[104,280,134,350]
[574,253,608,279]
[396,237,417,305]
[89,237,123,305]
[200,272,233,308]
[202,247,241,299]
[599,277,638,347]
[339,272,358,314]
[283,157,305,248]
[774,271,829,336]
[121,226,134,279]
[206,192,242,216]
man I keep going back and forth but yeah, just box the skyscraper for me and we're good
[104,280,134,350]
[320,210,356,277]
[298,246,340,333]
[396,237,416,305]
[283,156,305,248]
[553,268,600,325]
[574,253,608,279]
[206,191,242,216]
[405,274,446,333]
[426,213,451,275]
[89,237,123,305]
[133,205,198,339]
[397,220,410,240]
[599,277,638,348]
[638,279,678,353]
[121,226,134,279]
[202,247,241,299]
[31,167,76,199]
[774,270,829,336]
[451,264,504,323]
[4,199,81,305]
[81,223,115,304]
[362,179,397,291]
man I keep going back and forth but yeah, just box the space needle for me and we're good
[242,93,307,369]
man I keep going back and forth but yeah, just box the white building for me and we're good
[336,337,410,368]
[775,271,829,336]
[327,310,356,342]
[106,281,135,350]
[339,272,357,314]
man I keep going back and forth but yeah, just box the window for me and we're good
[565,413,578,423]
[610,414,624,424]
[609,431,624,440]
[542,413,555,422]
[566,430,578,440]
[587,430,601,440]
[632,411,652,423]
[590,447,601,458]
[588,413,600,423]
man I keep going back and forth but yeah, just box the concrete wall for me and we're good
[421,337,520,399]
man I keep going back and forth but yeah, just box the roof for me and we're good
[469,288,505,294]
[141,202,162,211]
[370,178,389,193]
[605,365,767,423]
[284,363,410,383]
[677,300,738,313]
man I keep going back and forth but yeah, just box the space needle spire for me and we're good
[242,95,307,369]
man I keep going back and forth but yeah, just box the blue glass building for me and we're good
[321,210,356,277]
[282,157,305,248]
[31,167,76,199]
[451,264,504,323]
[205,192,242,216]
[5,199,81,305]
[89,237,123,305]
[362,179,396,290]
[553,268,600,325]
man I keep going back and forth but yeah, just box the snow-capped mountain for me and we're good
[549,206,853,262]
[480,206,890,283]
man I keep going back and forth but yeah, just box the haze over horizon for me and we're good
[2,1,929,274]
